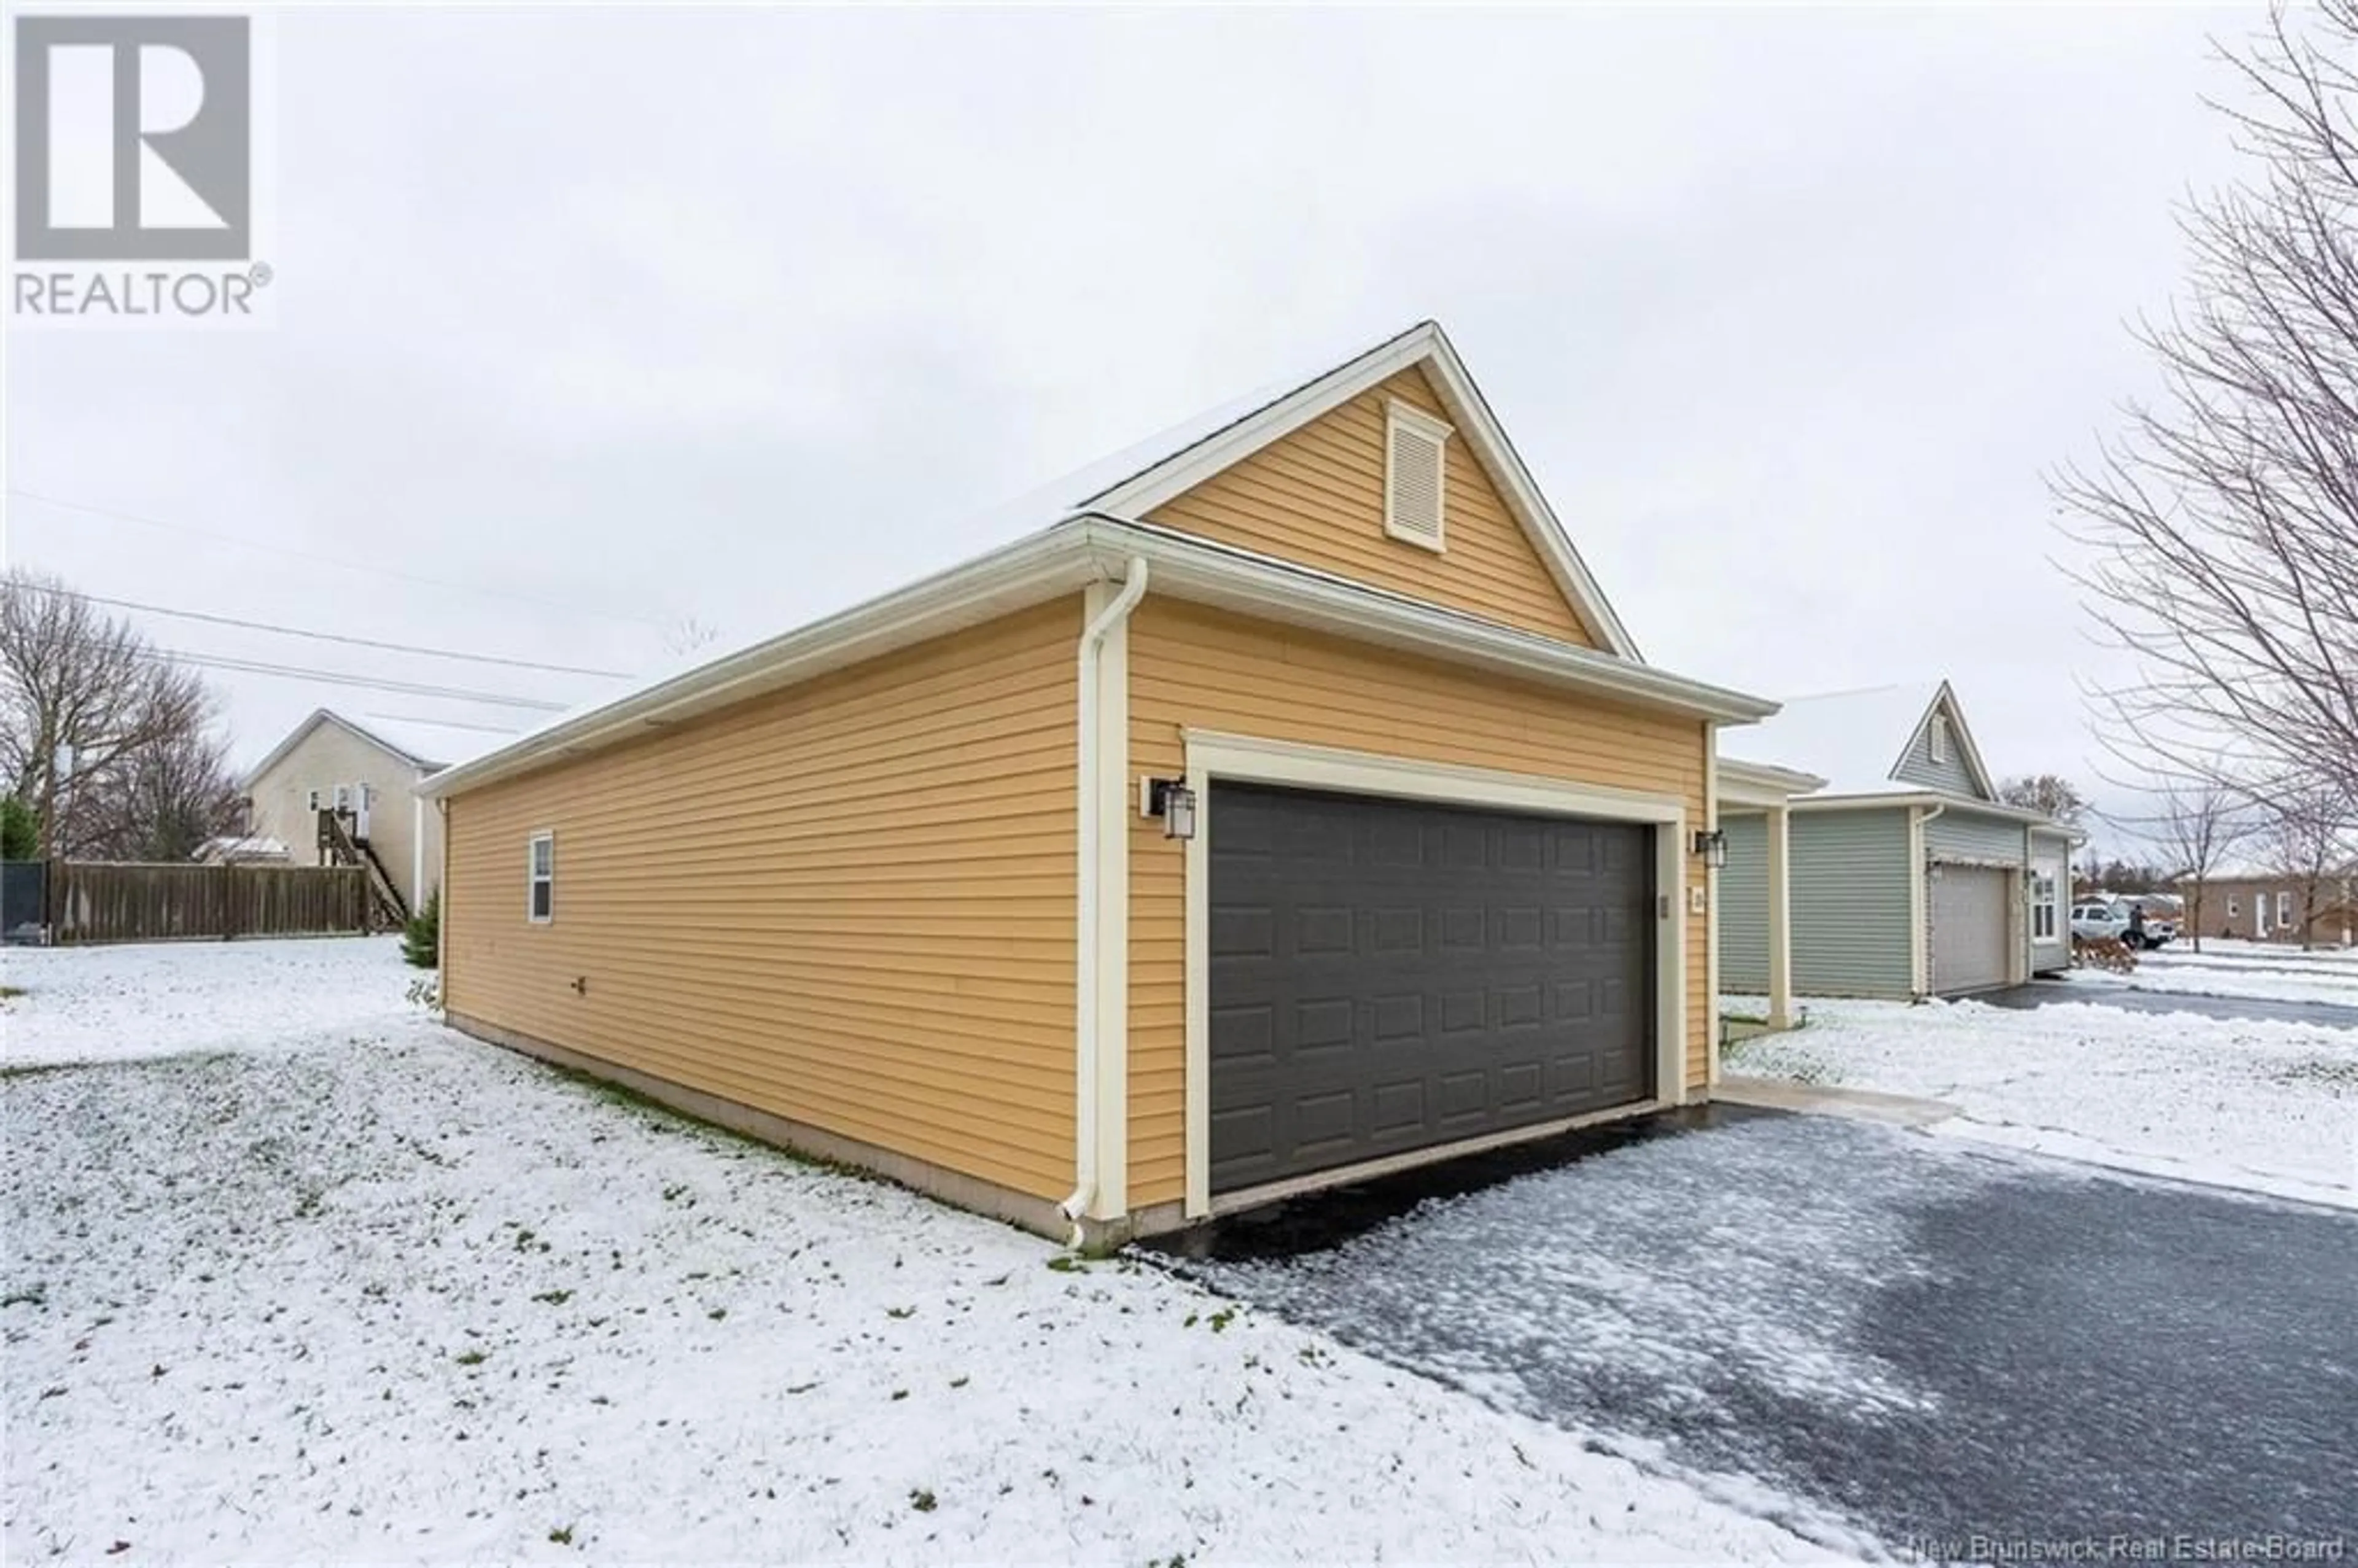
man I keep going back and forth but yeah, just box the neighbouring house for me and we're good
[2182,866,2357,948]
[418,320,1779,1246]
[1716,681,2080,1000]
[243,710,499,922]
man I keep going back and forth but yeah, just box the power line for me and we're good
[139,647,572,712]
[363,712,524,738]
[10,487,671,632]
[26,581,634,679]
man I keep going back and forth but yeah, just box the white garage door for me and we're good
[1931,865,2009,995]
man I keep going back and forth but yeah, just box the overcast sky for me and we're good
[8,3,2264,842]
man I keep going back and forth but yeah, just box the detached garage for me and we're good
[1716,681,2082,1003]
[422,323,1773,1243]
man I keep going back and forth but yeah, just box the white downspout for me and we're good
[412,786,427,915]
[1915,802,1946,998]
[1062,557,1150,1242]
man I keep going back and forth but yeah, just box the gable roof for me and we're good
[1723,680,1997,802]
[241,709,510,790]
[970,320,1639,658]
[421,324,1740,801]
[243,709,431,788]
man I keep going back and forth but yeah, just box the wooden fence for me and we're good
[44,861,373,945]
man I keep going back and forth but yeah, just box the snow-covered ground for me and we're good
[1,936,419,1068]
[3,939,1843,1565]
[2057,939,2358,1010]
[1727,996,2358,1210]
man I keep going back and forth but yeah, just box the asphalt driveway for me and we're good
[1153,1110,2358,1557]
[1979,979,2358,1029]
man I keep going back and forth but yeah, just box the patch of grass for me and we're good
[885,1305,914,1319]
[531,1289,572,1306]
[2277,1057,2358,1092]
[454,1348,488,1367]
[2,1284,47,1309]
[1044,1254,1085,1273]
[539,1061,857,1170]
[548,1524,574,1545]
[1205,1305,1237,1333]
[908,1488,936,1513]
[0,984,25,1000]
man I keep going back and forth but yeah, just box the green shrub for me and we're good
[0,796,36,861]
[402,888,440,969]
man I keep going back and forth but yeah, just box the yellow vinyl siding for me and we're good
[1147,367,1595,647]
[443,598,1081,1200]
[1124,599,1709,1208]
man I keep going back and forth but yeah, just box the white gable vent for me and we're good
[1384,399,1452,553]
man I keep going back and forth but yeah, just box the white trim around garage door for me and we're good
[1177,729,1691,1219]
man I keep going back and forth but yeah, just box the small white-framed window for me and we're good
[1929,714,1951,766]
[305,788,322,812]
[2227,895,2241,919]
[1383,399,1452,553]
[2031,869,2059,940]
[527,831,554,924]
[2276,890,2294,928]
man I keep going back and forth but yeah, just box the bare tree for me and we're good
[1998,774,2090,824]
[2056,2,2358,802]
[80,727,244,861]
[2145,781,2260,952]
[0,569,220,858]
[661,615,722,659]
[2260,772,2357,949]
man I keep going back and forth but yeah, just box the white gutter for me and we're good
[1789,790,2060,826]
[1089,516,1775,724]
[1062,556,1150,1241]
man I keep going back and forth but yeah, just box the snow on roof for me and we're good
[1721,681,1947,798]
[2193,859,2358,883]
[961,325,1424,543]
[193,834,290,863]
[244,708,515,787]
[339,714,514,773]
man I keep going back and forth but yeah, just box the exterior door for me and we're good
[1206,782,1654,1196]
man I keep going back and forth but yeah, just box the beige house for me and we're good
[243,710,471,918]
[2186,867,2357,948]
[420,322,1778,1246]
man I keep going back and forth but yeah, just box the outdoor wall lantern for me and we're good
[1692,828,1728,869]
[1146,777,1198,841]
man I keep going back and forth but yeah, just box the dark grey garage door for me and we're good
[1208,783,1654,1195]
